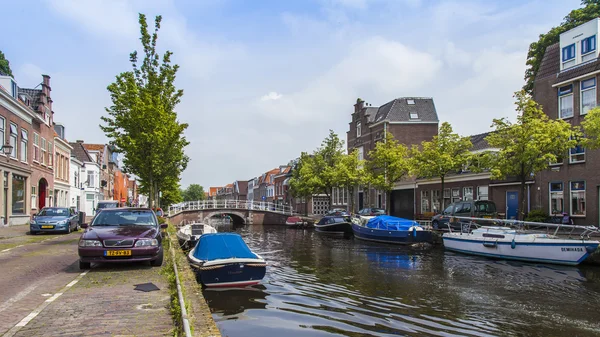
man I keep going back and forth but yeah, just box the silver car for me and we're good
[30,207,80,234]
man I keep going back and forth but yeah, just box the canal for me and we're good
[202,225,600,337]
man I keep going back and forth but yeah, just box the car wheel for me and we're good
[79,260,91,269]
[150,248,164,267]
[30,231,38,235]
[432,220,439,230]
[75,222,80,231]
[66,224,71,234]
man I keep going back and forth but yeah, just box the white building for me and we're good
[53,128,72,207]
[69,141,102,216]
[69,156,83,212]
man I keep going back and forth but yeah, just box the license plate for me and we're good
[483,215,491,219]
[104,250,132,256]
[41,225,54,229]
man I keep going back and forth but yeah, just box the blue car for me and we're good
[30,207,80,234]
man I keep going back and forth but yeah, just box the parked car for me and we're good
[96,200,120,214]
[30,207,80,234]
[431,200,498,230]
[356,208,386,216]
[326,208,350,216]
[77,208,168,269]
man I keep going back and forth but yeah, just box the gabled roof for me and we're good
[469,132,492,151]
[364,107,379,123]
[18,88,43,112]
[535,41,600,85]
[234,180,248,194]
[372,97,438,124]
[69,141,94,163]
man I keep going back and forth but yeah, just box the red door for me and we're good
[38,180,47,209]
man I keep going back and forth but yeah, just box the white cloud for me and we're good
[260,92,283,101]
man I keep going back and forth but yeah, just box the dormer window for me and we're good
[356,122,361,137]
[562,44,576,69]
[581,35,596,61]
[407,99,415,105]
[410,112,419,119]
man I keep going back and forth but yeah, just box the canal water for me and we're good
[202,225,600,337]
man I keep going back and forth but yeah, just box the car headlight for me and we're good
[135,239,159,247]
[30,220,37,225]
[58,219,69,225]
[79,240,102,247]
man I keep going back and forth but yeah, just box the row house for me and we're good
[69,141,102,216]
[273,166,291,207]
[247,177,258,202]
[207,187,219,200]
[232,180,248,201]
[0,72,61,225]
[83,144,111,200]
[216,184,234,200]
[53,125,72,207]
[128,178,140,206]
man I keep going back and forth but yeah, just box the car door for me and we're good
[69,209,77,229]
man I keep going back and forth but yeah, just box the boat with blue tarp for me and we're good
[187,233,267,287]
[351,215,433,244]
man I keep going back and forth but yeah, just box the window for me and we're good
[9,123,17,158]
[41,137,46,165]
[12,175,26,214]
[452,188,460,203]
[581,35,596,57]
[33,133,39,162]
[569,135,585,163]
[443,188,451,207]
[570,181,585,216]
[0,117,4,152]
[48,141,53,167]
[550,152,564,166]
[549,182,564,215]
[410,112,419,119]
[477,186,489,200]
[31,186,37,210]
[87,170,95,188]
[356,122,361,137]
[431,190,441,213]
[581,78,596,114]
[562,43,576,68]
[357,146,364,161]
[20,130,27,162]
[421,190,430,213]
[463,187,473,201]
[407,99,415,105]
[558,84,573,118]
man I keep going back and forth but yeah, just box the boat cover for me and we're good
[366,215,420,230]
[192,233,258,261]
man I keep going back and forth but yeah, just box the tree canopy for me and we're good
[333,149,367,213]
[524,0,600,94]
[0,51,13,77]
[182,184,206,201]
[582,107,600,149]
[101,13,189,209]
[485,90,578,220]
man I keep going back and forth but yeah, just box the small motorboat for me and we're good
[176,222,217,250]
[351,215,433,244]
[188,233,267,287]
[314,215,353,234]
[285,216,309,228]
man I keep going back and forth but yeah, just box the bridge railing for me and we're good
[167,200,297,217]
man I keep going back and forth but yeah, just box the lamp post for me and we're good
[1,143,13,160]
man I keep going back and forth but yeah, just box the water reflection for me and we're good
[203,225,600,337]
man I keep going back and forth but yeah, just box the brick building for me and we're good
[533,18,600,225]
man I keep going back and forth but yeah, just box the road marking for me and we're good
[2,270,89,337]
[0,249,10,253]
[0,280,47,313]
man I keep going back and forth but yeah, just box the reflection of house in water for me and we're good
[202,285,268,316]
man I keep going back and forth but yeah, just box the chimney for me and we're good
[354,97,365,114]
[76,140,84,143]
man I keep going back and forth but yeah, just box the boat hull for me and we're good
[443,234,599,266]
[314,222,352,234]
[189,257,267,287]
[352,223,433,244]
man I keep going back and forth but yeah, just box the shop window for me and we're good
[570,181,585,216]
[12,175,26,214]
[550,182,564,215]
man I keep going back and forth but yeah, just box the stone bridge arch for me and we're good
[203,210,247,225]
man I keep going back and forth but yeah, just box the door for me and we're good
[358,192,364,210]
[506,191,519,220]
[377,194,382,209]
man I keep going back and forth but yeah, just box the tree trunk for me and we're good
[519,176,527,221]
[440,175,446,212]
[349,188,355,214]
[386,190,392,215]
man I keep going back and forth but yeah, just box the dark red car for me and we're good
[77,208,168,269]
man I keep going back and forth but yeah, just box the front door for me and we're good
[506,191,519,220]
[358,192,364,210]
[38,181,47,210]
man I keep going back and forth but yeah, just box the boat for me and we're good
[314,215,353,234]
[351,215,433,244]
[176,222,217,250]
[442,216,600,266]
[187,233,267,287]
[285,216,309,228]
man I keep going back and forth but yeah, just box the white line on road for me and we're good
[2,270,89,337]
[0,280,47,314]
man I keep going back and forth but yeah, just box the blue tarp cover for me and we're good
[366,215,420,231]
[192,233,258,261]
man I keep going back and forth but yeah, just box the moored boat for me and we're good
[285,216,309,228]
[187,233,267,287]
[442,216,600,266]
[314,215,353,234]
[176,222,217,250]
[351,215,433,244]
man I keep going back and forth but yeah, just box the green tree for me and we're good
[288,152,320,215]
[582,107,600,149]
[485,90,579,220]
[101,13,189,208]
[313,130,345,205]
[524,0,600,94]
[366,132,411,215]
[333,149,368,214]
[0,51,12,77]
[182,184,206,201]
[410,122,473,211]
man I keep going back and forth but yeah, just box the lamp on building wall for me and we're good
[1,143,13,160]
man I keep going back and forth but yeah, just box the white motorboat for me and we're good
[176,222,218,250]
[442,216,600,266]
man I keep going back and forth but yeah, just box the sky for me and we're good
[0,0,582,189]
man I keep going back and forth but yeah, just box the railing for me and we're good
[168,200,297,216]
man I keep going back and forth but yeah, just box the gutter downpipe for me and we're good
[170,242,192,337]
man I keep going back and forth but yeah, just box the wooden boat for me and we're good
[187,233,266,287]
[285,216,309,228]
[351,215,433,244]
[442,216,600,266]
[176,222,217,250]
[314,215,353,234]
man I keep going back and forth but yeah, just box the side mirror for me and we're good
[80,223,89,229]
[32,213,37,217]
[160,223,168,229]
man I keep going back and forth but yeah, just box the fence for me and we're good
[168,200,296,216]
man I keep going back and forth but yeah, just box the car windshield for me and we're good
[97,202,119,209]
[38,208,69,216]
[475,202,496,213]
[92,210,157,227]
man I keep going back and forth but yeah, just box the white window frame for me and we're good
[33,133,39,163]
[431,190,440,213]
[549,182,564,216]
[451,188,460,203]
[420,190,430,213]
[569,181,586,217]
[87,170,95,188]
[0,117,4,157]
[581,77,596,115]
[31,186,37,210]
[9,123,17,159]
[463,186,473,201]
[20,129,27,163]
[356,122,361,138]
[569,136,585,164]
[558,84,574,119]
[41,137,46,165]
[48,141,53,167]
[477,186,489,200]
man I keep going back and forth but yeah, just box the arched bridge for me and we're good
[167,200,297,226]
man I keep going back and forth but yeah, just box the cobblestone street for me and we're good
[0,225,173,337]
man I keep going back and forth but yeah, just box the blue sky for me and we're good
[0,0,582,189]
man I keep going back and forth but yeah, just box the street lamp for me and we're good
[1,143,13,160]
